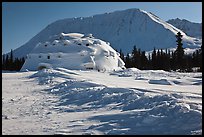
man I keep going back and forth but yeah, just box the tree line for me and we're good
[2,49,25,71]
[119,32,202,72]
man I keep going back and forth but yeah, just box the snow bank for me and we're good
[148,79,171,85]
[28,68,202,135]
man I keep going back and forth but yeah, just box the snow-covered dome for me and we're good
[21,33,125,71]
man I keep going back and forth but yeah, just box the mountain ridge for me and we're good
[167,18,202,39]
[10,8,201,58]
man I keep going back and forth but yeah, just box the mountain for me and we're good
[167,18,202,38]
[11,8,201,58]
[21,33,125,71]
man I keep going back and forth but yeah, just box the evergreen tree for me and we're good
[4,49,14,71]
[175,32,184,71]
[2,49,25,71]
[119,49,125,61]
[131,45,142,68]
[152,47,157,70]
[140,51,148,69]
[148,53,152,69]
[170,51,176,71]
[160,49,164,69]
[164,49,170,71]
[156,49,161,69]
[125,53,131,68]
[10,49,13,64]
[137,48,141,69]
[184,54,193,72]
[2,54,5,70]
[132,45,137,67]
[5,54,9,70]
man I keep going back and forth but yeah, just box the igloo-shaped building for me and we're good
[20,33,125,71]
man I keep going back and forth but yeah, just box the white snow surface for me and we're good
[2,68,202,135]
[20,33,125,71]
[11,8,201,58]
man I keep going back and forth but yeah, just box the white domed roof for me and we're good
[21,33,125,71]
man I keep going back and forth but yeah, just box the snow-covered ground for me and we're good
[2,68,202,135]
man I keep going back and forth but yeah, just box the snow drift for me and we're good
[2,67,202,135]
[30,68,202,135]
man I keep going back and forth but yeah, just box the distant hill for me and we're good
[167,18,202,39]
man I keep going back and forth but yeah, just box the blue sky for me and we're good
[2,2,202,54]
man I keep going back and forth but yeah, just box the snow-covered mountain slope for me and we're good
[20,33,125,71]
[12,8,201,58]
[167,18,202,39]
[2,68,202,135]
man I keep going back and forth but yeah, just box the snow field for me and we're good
[2,68,202,135]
